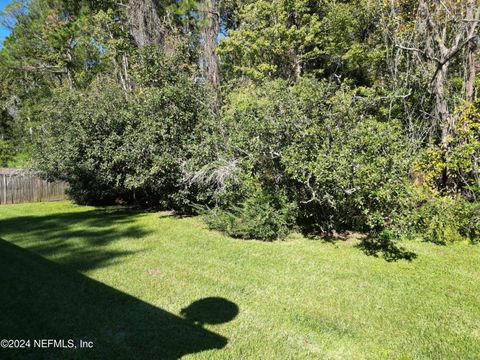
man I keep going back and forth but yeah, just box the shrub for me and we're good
[413,197,480,244]
[413,102,480,200]
[189,78,416,239]
[285,117,414,234]
[202,187,297,241]
[0,139,13,166]
[34,51,209,207]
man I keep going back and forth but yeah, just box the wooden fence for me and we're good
[0,168,68,205]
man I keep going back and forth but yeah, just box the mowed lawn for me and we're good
[0,202,479,359]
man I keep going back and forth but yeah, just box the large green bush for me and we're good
[285,116,414,234]
[35,51,209,207]
[410,196,480,244]
[189,79,416,239]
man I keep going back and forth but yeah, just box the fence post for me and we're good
[2,174,6,205]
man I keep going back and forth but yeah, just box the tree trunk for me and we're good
[465,39,477,102]
[434,64,451,190]
[200,0,220,87]
[465,0,478,102]
[127,0,167,48]
[434,65,450,146]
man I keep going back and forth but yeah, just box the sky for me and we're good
[0,0,12,46]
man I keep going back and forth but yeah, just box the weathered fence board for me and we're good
[0,168,67,205]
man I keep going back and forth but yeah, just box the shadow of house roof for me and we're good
[0,238,233,359]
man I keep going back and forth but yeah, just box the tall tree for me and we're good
[217,0,382,84]
[465,0,480,102]
[126,0,170,48]
[395,0,480,144]
[199,0,220,86]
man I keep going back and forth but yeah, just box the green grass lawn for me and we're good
[0,202,479,359]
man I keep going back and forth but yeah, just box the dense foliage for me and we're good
[36,49,209,207]
[1,0,479,243]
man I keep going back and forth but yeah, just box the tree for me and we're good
[0,0,479,243]
[383,0,480,192]
[393,0,480,143]
[199,0,221,86]
[218,0,383,84]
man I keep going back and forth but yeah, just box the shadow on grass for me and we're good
[357,234,417,262]
[0,239,238,359]
[312,232,351,243]
[301,227,417,262]
[0,208,150,271]
[158,211,194,219]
